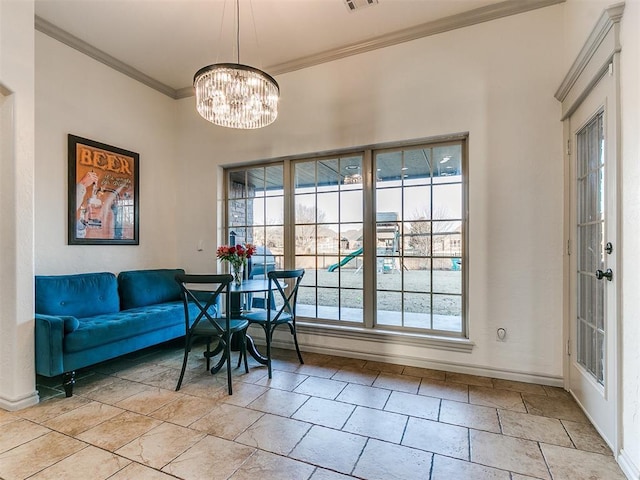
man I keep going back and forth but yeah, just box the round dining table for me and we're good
[226,278,282,365]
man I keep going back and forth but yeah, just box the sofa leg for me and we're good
[63,371,76,398]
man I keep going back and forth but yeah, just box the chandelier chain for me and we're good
[235,0,240,64]
[215,0,227,64]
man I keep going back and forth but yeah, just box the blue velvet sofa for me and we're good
[35,268,194,397]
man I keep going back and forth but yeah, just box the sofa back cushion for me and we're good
[118,268,185,310]
[35,272,120,318]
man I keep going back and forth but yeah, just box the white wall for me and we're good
[175,6,565,382]
[34,32,180,275]
[0,0,38,410]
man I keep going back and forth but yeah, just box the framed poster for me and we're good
[68,135,139,245]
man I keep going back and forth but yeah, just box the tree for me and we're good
[407,207,455,256]
[295,203,325,253]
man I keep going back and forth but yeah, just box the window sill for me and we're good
[296,321,474,354]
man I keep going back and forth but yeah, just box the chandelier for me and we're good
[194,0,279,129]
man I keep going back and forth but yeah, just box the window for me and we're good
[227,166,285,275]
[224,136,467,337]
[294,155,364,323]
[374,145,464,333]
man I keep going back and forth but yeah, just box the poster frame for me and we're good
[68,134,139,245]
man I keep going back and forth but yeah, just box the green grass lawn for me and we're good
[293,268,462,331]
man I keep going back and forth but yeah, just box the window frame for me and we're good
[223,134,469,340]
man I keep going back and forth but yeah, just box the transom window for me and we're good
[224,137,467,337]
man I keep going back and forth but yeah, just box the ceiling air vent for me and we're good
[344,0,378,12]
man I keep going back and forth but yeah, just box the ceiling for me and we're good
[34,0,561,98]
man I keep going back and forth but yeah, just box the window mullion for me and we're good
[430,148,435,330]
[363,149,375,329]
[283,158,293,269]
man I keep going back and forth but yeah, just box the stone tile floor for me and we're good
[0,341,628,479]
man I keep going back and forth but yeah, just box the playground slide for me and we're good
[327,247,364,272]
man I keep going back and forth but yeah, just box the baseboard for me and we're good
[618,449,640,480]
[265,332,563,387]
[0,390,39,411]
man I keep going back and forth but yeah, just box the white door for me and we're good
[568,67,618,450]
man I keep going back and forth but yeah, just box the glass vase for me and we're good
[231,263,244,286]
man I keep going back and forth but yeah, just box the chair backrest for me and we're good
[267,269,305,322]
[175,273,232,334]
[248,246,276,279]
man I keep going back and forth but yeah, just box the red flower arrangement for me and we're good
[216,243,256,269]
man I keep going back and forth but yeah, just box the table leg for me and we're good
[228,329,267,365]
[228,291,268,365]
[230,291,243,318]
[245,332,268,365]
[205,338,226,374]
[209,352,227,374]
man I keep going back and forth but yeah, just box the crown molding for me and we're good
[36,0,564,100]
[268,0,565,77]
[175,86,195,100]
[554,3,624,119]
[34,15,179,99]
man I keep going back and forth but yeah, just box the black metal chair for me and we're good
[175,273,249,394]
[243,269,305,378]
[247,246,277,310]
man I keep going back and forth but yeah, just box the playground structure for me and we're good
[327,247,363,272]
[327,212,400,273]
[376,212,401,273]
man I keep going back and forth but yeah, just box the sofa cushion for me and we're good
[118,269,185,310]
[63,301,186,353]
[35,272,120,318]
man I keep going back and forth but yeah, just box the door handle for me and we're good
[595,268,613,281]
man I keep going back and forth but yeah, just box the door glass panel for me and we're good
[576,112,605,385]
